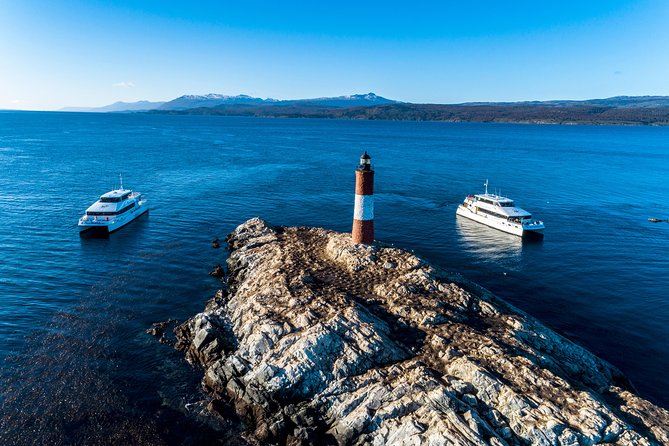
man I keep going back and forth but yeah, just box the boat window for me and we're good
[499,202,514,207]
[477,207,507,219]
[100,196,122,203]
[100,193,132,203]
[86,202,135,217]
[116,202,135,215]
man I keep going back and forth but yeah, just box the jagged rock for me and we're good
[176,218,669,445]
[209,264,225,279]
[212,238,221,249]
[147,319,177,345]
[147,320,170,337]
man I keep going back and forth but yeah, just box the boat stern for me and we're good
[522,220,545,238]
[78,216,110,233]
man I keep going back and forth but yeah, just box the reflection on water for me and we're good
[455,215,539,268]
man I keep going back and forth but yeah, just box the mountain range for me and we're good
[61,100,166,113]
[62,93,398,113]
[60,93,669,125]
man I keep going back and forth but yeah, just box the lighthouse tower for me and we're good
[352,152,374,244]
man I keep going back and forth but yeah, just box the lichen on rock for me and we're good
[175,218,669,445]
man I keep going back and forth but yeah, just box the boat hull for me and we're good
[456,204,544,238]
[79,203,149,235]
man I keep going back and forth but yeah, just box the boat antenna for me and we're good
[484,179,489,195]
[119,174,123,191]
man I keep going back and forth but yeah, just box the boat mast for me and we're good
[120,174,123,191]
[484,179,489,195]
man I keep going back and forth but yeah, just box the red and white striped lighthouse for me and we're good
[352,152,374,244]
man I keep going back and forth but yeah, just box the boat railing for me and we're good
[79,216,114,224]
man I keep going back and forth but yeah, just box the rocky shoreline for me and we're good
[174,218,669,445]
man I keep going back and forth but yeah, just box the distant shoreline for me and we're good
[44,92,669,126]
[4,107,669,126]
[146,103,669,126]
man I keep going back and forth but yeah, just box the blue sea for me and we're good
[1,111,668,444]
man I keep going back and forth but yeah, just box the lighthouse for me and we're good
[352,152,374,244]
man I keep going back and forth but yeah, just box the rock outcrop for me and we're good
[176,218,669,445]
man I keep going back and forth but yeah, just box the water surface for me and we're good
[1,112,668,443]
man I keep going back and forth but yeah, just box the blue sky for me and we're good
[1,0,668,110]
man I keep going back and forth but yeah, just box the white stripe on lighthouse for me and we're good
[353,194,374,220]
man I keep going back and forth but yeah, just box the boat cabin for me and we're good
[474,194,514,207]
[471,194,532,222]
[85,189,138,217]
[100,190,131,203]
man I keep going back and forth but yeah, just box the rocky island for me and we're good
[175,218,669,445]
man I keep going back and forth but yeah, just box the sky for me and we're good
[1,0,668,110]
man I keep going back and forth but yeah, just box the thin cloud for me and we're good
[11,99,21,104]
[112,81,135,88]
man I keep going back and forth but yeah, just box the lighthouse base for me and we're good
[352,219,374,244]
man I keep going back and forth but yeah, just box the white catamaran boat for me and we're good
[78,176,148,234]
[456,180,545,238]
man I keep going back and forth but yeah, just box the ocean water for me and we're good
[0,111,668,443]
